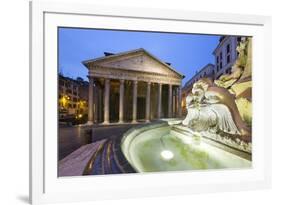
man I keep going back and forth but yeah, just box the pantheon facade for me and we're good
[83,48,185,124]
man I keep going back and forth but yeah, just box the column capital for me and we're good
[133,80,138,84]
[147,81,151,85]
[120,79,125,83]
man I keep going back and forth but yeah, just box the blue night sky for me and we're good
[59,28,222,85]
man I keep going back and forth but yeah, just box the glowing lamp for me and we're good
[161,150,174,160]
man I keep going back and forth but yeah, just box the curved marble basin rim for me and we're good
[121,121,251,173]
[121,121,169,169]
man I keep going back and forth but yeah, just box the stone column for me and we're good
[93,85,98,123]
[174,88,178,117]
[132,80,138,123]
[103,78,110,124]
[178,85,182,118]
[168,84,173,118]
[157,83,162,119]
[145,82,151,122]
[172,89,175,117]
[118,79,125,123]
[98,87,102,123]
[87,77,94,124]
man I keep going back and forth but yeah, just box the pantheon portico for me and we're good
[82,48,185,124]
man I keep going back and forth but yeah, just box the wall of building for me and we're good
[213,36,240,79]
[184,63,215,90]
[58,75,89,117]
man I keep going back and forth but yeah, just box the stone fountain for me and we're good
[178,37,252,154]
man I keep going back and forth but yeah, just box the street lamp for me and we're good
[59,95,70,109]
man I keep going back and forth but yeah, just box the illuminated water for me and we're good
[122,124,251,173]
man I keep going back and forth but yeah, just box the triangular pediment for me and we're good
[83,49,184,79]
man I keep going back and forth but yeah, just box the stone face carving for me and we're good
[182,37,252,153]
[182,79,251,153]
[183,80,241,135]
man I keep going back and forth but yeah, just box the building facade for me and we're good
[181,36,241,115]
[213,36,241,79]
[83,48,185,124]
[183,63,215,91]
[58,75,89,118]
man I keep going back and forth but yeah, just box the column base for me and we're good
[145,120,150,123]
[102,121,110,125]
[86,121,94,125]
[131,120,138,124]
[118,120,124,124]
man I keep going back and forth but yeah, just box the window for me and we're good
[220,62,222,69]
[216,56,219,63]
[59,80,64,86]
[220,52,222,60]
[227,55,230,64]
[226,44,230,53]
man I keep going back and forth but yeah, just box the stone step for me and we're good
[58,139,107,177]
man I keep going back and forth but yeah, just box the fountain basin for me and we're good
[121,121,251,173]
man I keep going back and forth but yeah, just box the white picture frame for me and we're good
[30,1,272,204]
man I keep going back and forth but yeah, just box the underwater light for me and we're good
[161,150,174,160]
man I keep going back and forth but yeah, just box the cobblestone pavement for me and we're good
[58,123,136,160]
